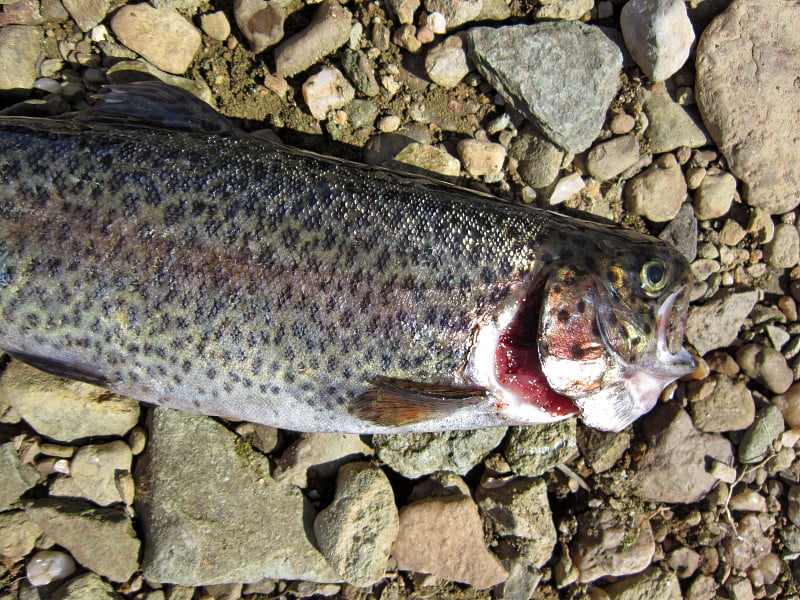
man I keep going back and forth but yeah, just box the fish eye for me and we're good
[640,258,668,296]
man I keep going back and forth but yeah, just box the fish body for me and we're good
[0,85,695,432]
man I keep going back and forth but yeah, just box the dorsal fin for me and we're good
[349,376,488,427]
[89,81,237,135]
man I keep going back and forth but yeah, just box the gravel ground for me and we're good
[2,0,800,599]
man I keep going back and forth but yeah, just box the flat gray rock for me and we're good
[0,442,40,511]
[373,427,506,479]
[696,0,800,214]
[504,420,577,477]
[0,25,41,93]
[684,289,758,356]
[134,408,339,585]
[467,22,621,153]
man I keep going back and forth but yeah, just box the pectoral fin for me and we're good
[349,377,488,427]
[7,351,109,386]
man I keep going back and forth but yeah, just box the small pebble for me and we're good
[729,489,767,512]
[27,550,76,586]
[549,173,586,205]
[765,222,800,268]
[302,67,355,120]
[737,404,785,464]
[128,426,147,455]
[425,35,469,88]
[201,10,230,41]
[457,139,506,178]
[426,11,446,34]
[377,115,401,132]
[693,172,737,220]
[609,112,635,134]
[736,343,793,394]
[392,24,422,53]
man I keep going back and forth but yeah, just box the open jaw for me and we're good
[468,280,696,431]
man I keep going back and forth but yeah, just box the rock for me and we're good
[25,498,139,583]
[603,566,682,600]
[62,0,108,31]
[684,290,758,356]
[425,35,470,88]
[0,361,139,442]
[658,203,698,262]
[492,549,543,600]
[51,573,122,599]
[233,0,284,53]
[631,402,733,503]
[577,427,630,473]
[0,442,40,511]
[766,223,800,268]
[273,432,373,489]
[0,25,41,93]
[736,344,793,395]
[475,477,556,567]
[0,510,41,562]
[624,153,686,222]
[686,374,755,433]
[391,24,421,53]
[274,0,351,78]
[110,4,201,75]
[49,441,133,507]
[508,127,564,188]
[534,0,593,20]
[642,86,710,153]
[548,172,586,205]
[373,427,505,479]
[313,462,398,586]
[723,513,771,572]
[773,383,800,429]
[424,0,482,29]
[27,550,76,587]
[234,422,278,454]
[737,404,784,464]
[586,134,641,181]
[467,22,621,153]
[620,0,694,81]
[457,139,506,178]
[409,471,471,501]
[386,0,419,24]
[389,142,461,178]
[503,420,577,477]
[696,0,800,214]
[200,11,230,41]
[693,172,736,221]
[341,49,379,97]
[302,67,355,120]
[392,494,507,589]
[136,409,339,585]
[570,509,655,583]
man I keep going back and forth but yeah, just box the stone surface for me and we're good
[508,126,564,188]
[274,0,351,78]
[685,290,758,356]
[135,408,339,585]
[624,153,686,222]
[642,86,710,153]
[392,494,507,589]
[503,420,577,477]
[51,573,122,600]
[686,374,755,433]
[534,0,593,20]
[737,404,785,464]
[373,427,505,479]
[467,22,621,153]
[586,134,641,181]
[302,67,355,120]
[696,0,800,214]
[693,172,736,221]
[200,11,230,41]
[425,35,469,88]
[766,223,800,268]
[659,202,698,262]
[0,361,139,442]
[475,477,556,567]
[314,462,398,586]
[457,139,506,178]
[631,402,733,503]
[736,344,793,395]
[62,0,108,31]
[111,4,201,75]
[603,566,682,600]
[577,427,631,473]
[50,441,133,507]
[390,142,461,178]
[425,0,482,29]
[0,441,40,511]
[0,25,41,92]
[0,510,41,562]
[273,432,373,489]
[25,498,139,583]
[570,509,655,583]
[620,0,694,81]
[233,0,284,53]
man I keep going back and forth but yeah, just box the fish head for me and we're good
[537,239,696,431]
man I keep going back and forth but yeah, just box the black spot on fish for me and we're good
[223,382,233,394]
[570,344,588,360]
[206,367,217,380]
[300,382,313,392]
[285,373,295,384]
[381,354,392,370]
[557,308,570,323]
[642,323,652,335]
[182,359,192,374]
[577,300,586,314]
[552,284,563,295]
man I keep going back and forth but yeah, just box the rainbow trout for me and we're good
[0,83,695,433]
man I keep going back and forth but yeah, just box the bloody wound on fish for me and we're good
[0,82,695,433]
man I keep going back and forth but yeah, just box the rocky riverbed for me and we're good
[1,0,800,598]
